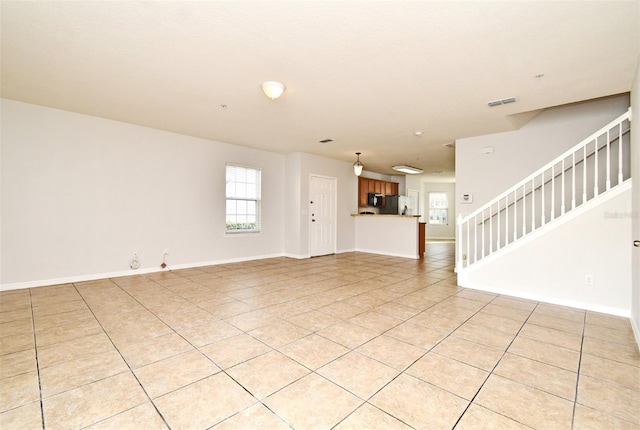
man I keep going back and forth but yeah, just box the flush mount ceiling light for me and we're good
[392,165,423,174]
[261,81,285,99]
[353,152,364,176]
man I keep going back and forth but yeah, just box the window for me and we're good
[428,192,448,225]
[226,164,261,233]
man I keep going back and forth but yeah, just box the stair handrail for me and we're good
[457,108,631,225]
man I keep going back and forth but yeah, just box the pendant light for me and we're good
[353,152,364,176]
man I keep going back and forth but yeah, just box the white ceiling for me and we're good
[2,1,639,179]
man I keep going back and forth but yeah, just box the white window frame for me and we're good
[225,164,261,234]
[428,192,448,225]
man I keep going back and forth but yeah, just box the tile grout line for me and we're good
[327,279,490,429]
[28,288,46,430]
[570,310,587,430]
[69,281,174,430]
[448,297,539,430]
[114,271,309,429]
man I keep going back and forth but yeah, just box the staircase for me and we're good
[456,108,632,284]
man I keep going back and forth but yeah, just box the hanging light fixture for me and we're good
[392,165,423,174]
[261,81,285,100]
[353,152,364,176]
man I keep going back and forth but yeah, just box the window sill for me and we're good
[225,230,261,236]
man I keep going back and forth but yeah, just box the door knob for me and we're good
[635,240,640,247]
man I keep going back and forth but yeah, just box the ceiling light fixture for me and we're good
[487,97,517,107]
[261,81,285,100]
[353,152,364,176]
[392,165,423,174]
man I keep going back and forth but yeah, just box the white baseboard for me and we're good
[1,253,286,291]
[282,253,309,260]
[463,281,631,317]
[631,315,640,353]
[354,248,419,260]
[336,248,357,254]
[0,249,398,291]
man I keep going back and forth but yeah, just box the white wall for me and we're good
[467,185,632,316]
[284,153,303,258]
[1,99,286,288]
[630,56,640,346]
[455,94,630,217]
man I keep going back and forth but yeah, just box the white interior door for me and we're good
[309,175,337,257]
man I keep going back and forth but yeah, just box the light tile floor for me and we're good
[1,242,639,429]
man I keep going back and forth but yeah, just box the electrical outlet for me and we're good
[584,274,594,286]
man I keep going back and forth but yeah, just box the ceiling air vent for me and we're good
[487,97,517,107]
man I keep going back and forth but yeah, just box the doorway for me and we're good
[309,175,337,257]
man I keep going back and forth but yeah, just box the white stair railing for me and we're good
[457,109,631,274]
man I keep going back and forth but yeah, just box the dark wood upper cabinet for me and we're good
[357,177,399,208]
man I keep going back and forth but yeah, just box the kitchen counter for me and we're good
[353,214,424,259]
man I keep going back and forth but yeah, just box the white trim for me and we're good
[336,248,357,254]
[1,253,284,291]
[283,253,309,260]
[462,281,631,318]
[631,316,640,353]
[354,248,419,260]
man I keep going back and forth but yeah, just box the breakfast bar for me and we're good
[352,214,425,259]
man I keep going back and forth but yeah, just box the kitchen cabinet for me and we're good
[358,177,400,208]
[358,178,369,206]
[384,182,393,196]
